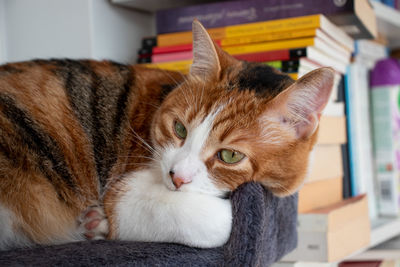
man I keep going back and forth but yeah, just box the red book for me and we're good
[152,40,222,54]
[153,51,193,63]
[233,50,290,62]
[153,43,192,54]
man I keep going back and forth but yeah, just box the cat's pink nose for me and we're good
[172,177,185,189]
[169,170,191,189]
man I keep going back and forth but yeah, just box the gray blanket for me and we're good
[0,182,298,266]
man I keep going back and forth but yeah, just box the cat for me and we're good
[0,20,334,250]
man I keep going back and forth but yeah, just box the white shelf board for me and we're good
[369,217,400,247]
[372,1,400,49]
[350,249,400,260]
[111,0,220,13]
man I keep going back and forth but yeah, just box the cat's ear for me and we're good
[266,67,334,139]
[190,20,221,78]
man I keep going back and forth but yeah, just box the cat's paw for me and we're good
[78,206,109,240]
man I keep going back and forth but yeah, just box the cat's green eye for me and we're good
[218,149,245,164]
[174,121,187,139]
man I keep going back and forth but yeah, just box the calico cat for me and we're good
[0,20,333,250]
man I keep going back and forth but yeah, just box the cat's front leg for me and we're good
[109,168,232,248]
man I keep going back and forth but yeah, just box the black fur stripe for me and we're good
[110,62,135,138]
[0,65,24,76]
[0,94,76,200]
[236,62,293,98]
[53,59,135,189]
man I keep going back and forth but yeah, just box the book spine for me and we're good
[157,14,322,47]
[137,57,152,64]
[341,144,352,199]
[233,49,291,62]
[220,28,318,47]
[153,43,193,55]
[155,0,353,34]
[152,51,193,63]
[263,59,299,72]
[145,60,193,73]
[223,37,315,55]
[344,66,357,197]
[157,27,226,47]
[287,73,298,80]
[371,86,400,216]
[142,36,157,48]
[223,15,321,38]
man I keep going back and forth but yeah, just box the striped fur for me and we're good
[0,60,184,248]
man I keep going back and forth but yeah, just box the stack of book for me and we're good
[140,13,351,121]
[140,14,353,82]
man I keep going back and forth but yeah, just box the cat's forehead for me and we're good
[232,62,294,99]
[162,62,294,126]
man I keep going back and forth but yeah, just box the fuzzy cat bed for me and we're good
[0,182,298,267]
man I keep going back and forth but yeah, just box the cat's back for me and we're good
[0,59,183,197]
[0,59,184,248]
[0,59,141,202]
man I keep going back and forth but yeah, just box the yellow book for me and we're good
[157,14,353,50]
[223,37,316,55]
[287,73,298,80]
[220,28,318,47]
[158,27,226,47]
[145,60,193,73]
[224,15,321,38]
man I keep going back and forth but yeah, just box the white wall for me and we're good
[91,0,154,63]
[0,0,6,64]
[2,0,154,64]
[4,0,93,62]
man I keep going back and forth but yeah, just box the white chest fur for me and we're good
[114,168,232,248]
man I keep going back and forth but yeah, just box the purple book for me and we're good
[156,0,376,39]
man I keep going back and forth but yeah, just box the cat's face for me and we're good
[150,21,334,197]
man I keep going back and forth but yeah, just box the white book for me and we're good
[316,28,352,62]
[298,46,347,74]
[355,39,388,59]
[346,63,378,219]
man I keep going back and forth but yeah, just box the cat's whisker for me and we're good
[274,183,294,196]
[198,75,206,113]
[112,162,154,169]
[179,85,192,107]
[158,68,185,88]
[141,102,160,109]
[100,155,156,162]
[127,124,161,158]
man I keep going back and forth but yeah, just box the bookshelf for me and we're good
[371,1,400,49]
[353,233,400,260]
